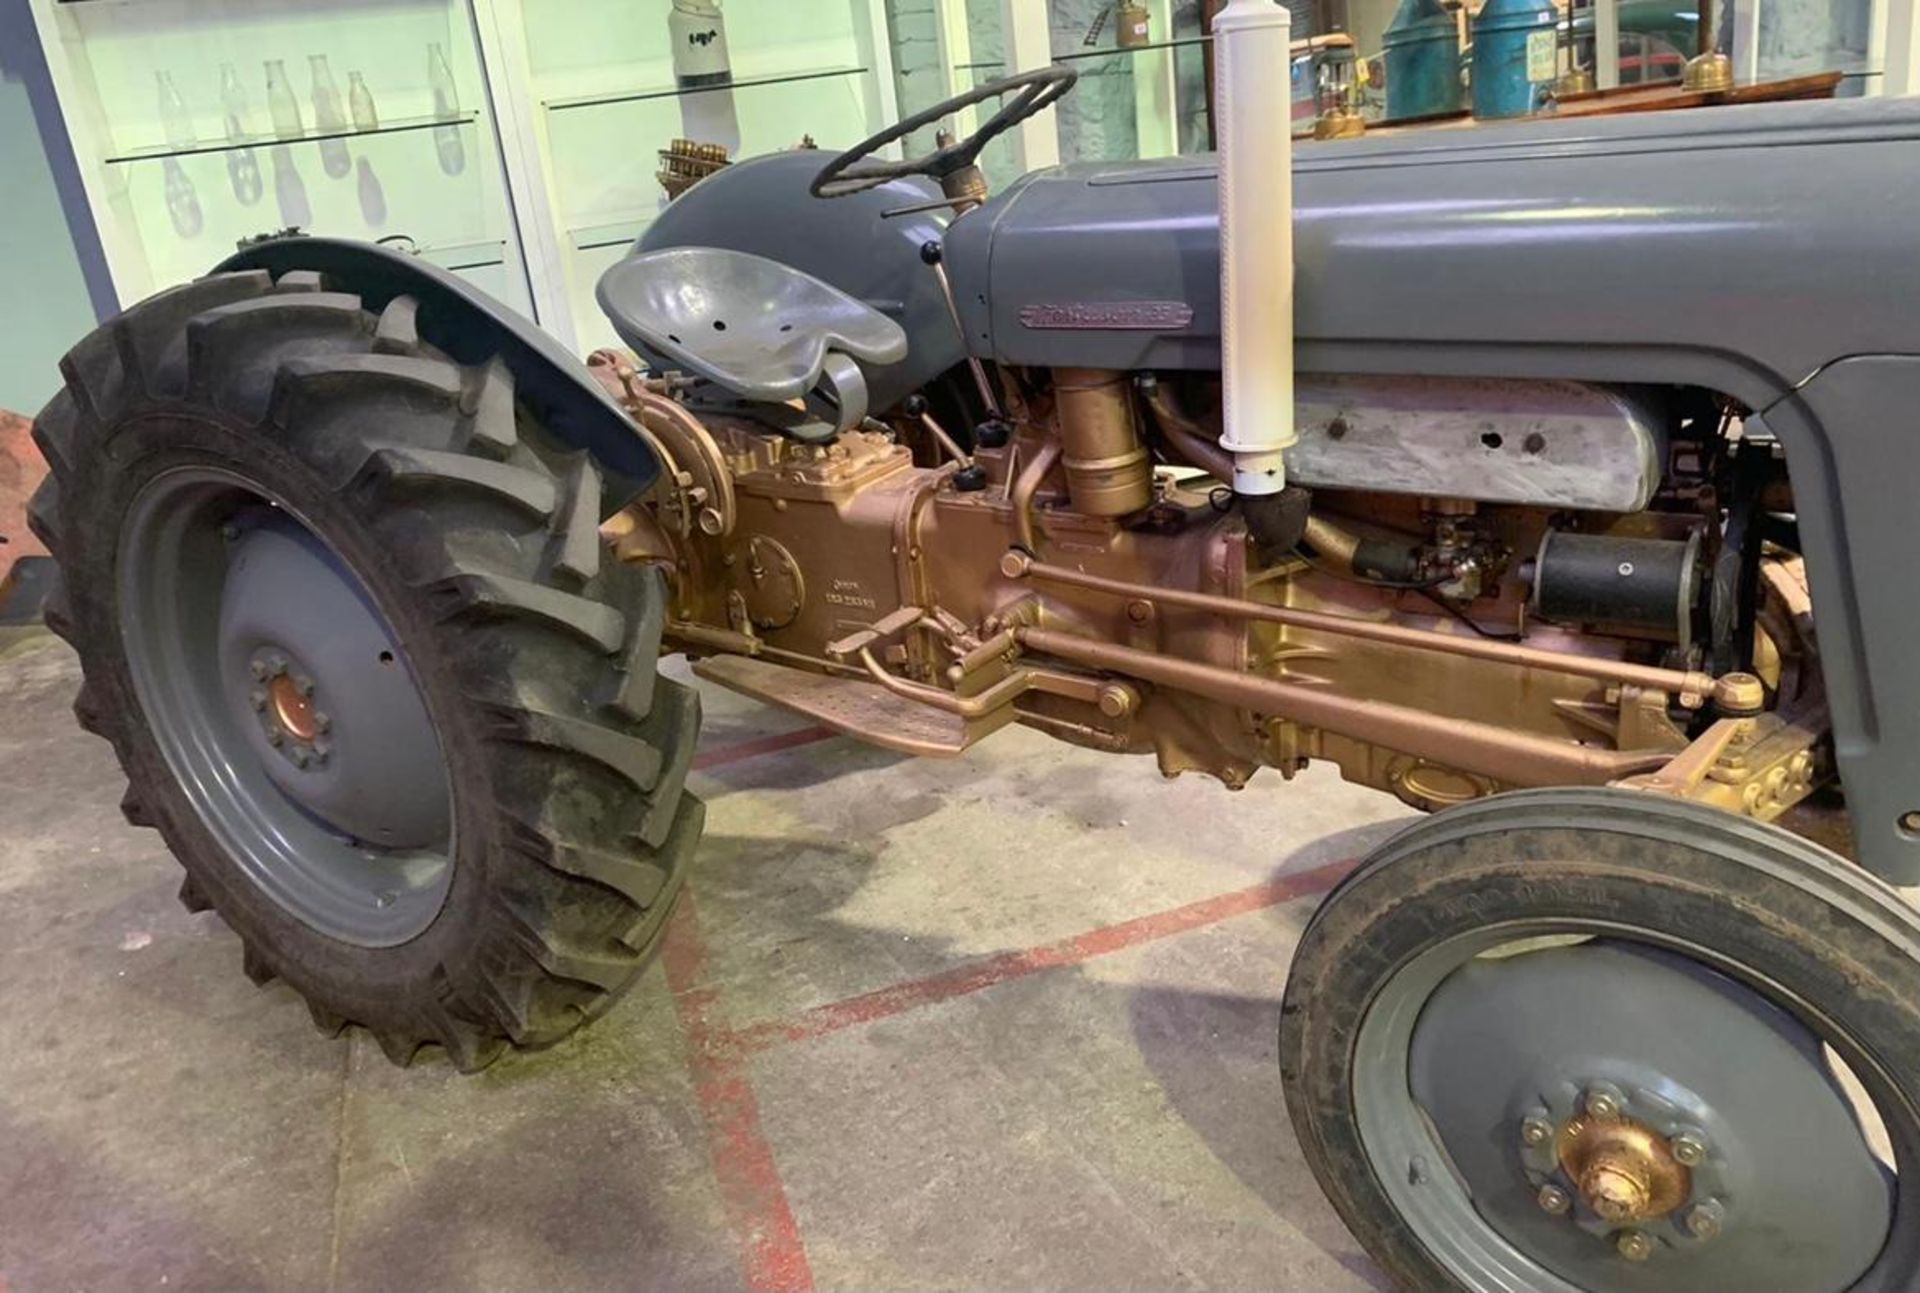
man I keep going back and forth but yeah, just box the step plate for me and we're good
[693,654,990,758]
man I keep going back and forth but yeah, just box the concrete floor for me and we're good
[0,628,1417,1292]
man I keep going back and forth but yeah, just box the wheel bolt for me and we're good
[1536,1184,1571,1216]
[1585,1089,1621,1120]
[1616,1230,1653,1262]
[312,711,332,734]
[250,660,269,681]
[249,689,268,711]
[1521,1116,1555,1148]
[1685,1201,1724,1240]
[294,675,315,699]
[1671,1132,1707,1166]
[265,729,283,748]
[290,748,310,769]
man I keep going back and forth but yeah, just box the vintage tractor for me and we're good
[25,4,1920,1285]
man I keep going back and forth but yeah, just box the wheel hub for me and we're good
[1392,939,1895,1293]
[268,670,319,744]
[1557,1110,1689,1225]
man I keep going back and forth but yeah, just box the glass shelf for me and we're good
[545,66,868,113]
[417,238,508,273]
[104,112,480,165]
[1055,35,1210,64]
[570,216,653,254]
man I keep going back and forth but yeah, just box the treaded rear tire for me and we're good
[28,268,704,1070]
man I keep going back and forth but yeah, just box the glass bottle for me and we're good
[220,62,263,205]
[265,59,304,139]
[348,71,379,131]
[219,63,253,141]
[156,70,194,150]
[427,42,460,119]
[310,54,351,177]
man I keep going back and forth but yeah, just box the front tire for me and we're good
[1280,788,1920,1292]
[29,269,704,1070]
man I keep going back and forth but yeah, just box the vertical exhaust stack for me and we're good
[1212,0,1299,522]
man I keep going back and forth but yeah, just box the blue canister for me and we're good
[1382,0,1464,121]
[1470,0,1559,120]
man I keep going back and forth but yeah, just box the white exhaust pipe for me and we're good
[1212,0,1297,497]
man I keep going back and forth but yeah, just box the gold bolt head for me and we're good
[1521,1117,1554,1148]
[1616,1230,1654,1262]
[1536,1183,1572,1216]
[1671,1133,1706,1167]
[1585,1091,1621,1120]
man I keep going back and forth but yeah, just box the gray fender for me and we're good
[1755,357,1920,884]
[213,237,659,499]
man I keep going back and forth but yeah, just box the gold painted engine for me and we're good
[591,353,1827,830]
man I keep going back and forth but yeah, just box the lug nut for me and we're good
[294,675,315,699]
[1685,1201,1724,1240]
[250,660,269,681]
[1616,1230,1653,1262]
[249,689,268,711]
[1536,1184,1572,1216]
[1521,1116,1555,1148]
[1671,1132,1707,1167]
[312,711,332,734]
[290,748,310,769]
[265,729,284,748]
[1585,1090,1621,1120]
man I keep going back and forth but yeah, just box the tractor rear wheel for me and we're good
[1280,788,1920,1293]
[28,269,704,1069]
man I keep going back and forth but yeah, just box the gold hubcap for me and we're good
[269,674,318,743]
[1557,1112,1691,1223]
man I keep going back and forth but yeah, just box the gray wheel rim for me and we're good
[117,466,455,947]
[1355,919,1915,1293]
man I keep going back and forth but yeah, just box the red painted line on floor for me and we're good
[693,726,837,772]
[723,856,1357,1058]
[663,894,817,1293]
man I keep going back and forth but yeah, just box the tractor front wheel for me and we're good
[29,269,704,1069]
[1281,788,1920,1293]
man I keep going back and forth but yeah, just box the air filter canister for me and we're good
[1532,529,1705,648]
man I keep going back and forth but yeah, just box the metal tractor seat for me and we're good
[597,246,908,437]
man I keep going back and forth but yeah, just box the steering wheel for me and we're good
[810,66,1078,200]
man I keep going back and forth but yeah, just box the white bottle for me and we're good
[669,0,732,89]
[265,59,304,139]
[428,42,460,119]
[348,71,379,131]
[310,54,351,177]
[156,70,194,149]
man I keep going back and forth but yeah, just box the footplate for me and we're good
[693,654,1008,757]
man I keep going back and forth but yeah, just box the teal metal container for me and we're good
[1382,0,1464,121]
[1470,0,1559,119]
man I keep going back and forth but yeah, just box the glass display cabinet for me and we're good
[29,0,535,316]
[485,0,899,353]
[1048,0,1212,162]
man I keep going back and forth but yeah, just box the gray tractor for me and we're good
[27,56,1920,1293]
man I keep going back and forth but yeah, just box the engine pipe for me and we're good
[1001,550,1745,708]
[1013,625,1673,787]
[1212,0,1297,497]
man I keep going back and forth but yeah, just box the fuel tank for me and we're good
[942,96,1920,398]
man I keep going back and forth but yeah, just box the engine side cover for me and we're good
[1290,376,1663,511]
